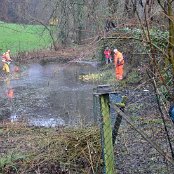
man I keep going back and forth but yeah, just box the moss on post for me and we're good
[100,94,115,174]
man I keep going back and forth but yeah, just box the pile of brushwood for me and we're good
[0,122,102,174]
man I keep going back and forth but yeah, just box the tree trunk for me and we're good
[0,0,8,21]
[76,0,83,44]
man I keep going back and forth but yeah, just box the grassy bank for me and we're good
[0,123,102,174]
[0,21,51,55]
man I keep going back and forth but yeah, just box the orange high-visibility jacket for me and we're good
[114,51,124,67]
[114,51,124,80]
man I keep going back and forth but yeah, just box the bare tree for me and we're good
[130,0,174,160]
[0,0,8,21]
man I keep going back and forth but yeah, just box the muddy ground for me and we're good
[14,44,96,64]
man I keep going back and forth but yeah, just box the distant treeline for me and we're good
[0,0,40,23]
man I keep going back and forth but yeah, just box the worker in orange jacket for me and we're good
[114,49,124,80]
[2,50,12,62]
[2,50,12,74]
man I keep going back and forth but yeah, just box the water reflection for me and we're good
[4,77,15,102]
[0,62,98,127]
[7,88,14,101]
[28,117,65,127]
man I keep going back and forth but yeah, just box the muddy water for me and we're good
[0,62,99,127]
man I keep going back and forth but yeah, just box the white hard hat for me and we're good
[114,49,118,53]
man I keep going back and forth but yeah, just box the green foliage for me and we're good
[0,152,25,173]
[149,28,168,49]
[129,116,163,125]
[97,40,106,63]
[119,27,168,51]
[162,68,173,86]
[79,67,116,84]
[100,69,115,83]
[126,69,142,84]
[158,67,173,102]
[147,30,167,50]
[98,27,168,66]
[0,22,52,55]
[159,85,169,101]
[127,103,145,117]
[79,73,102,81]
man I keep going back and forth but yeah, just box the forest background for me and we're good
[0,0,174,174]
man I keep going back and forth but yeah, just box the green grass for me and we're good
[0,152,25,173]
[0,21,52,55]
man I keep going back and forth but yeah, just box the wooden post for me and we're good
[112,113,122,145]
[93,85,125,174]
[99,93,115,174]
[93,91,99,124]
[112,96,127,146]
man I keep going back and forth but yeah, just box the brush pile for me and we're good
[0,123,102,174]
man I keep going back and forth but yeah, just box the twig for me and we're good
[87,141,95,174]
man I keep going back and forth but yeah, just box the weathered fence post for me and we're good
[112,112,122,146]
[93,85,127,174]
[93,85,115,174]
[100,93,115,174]
[93,87,100,125]
[112,96,127,146]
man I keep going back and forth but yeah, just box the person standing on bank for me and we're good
[1,50,12,74]
[5,50,12,62]
[104,47,112,64]
[114,48,124,80]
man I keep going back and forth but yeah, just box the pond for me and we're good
[0,61,99,127]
